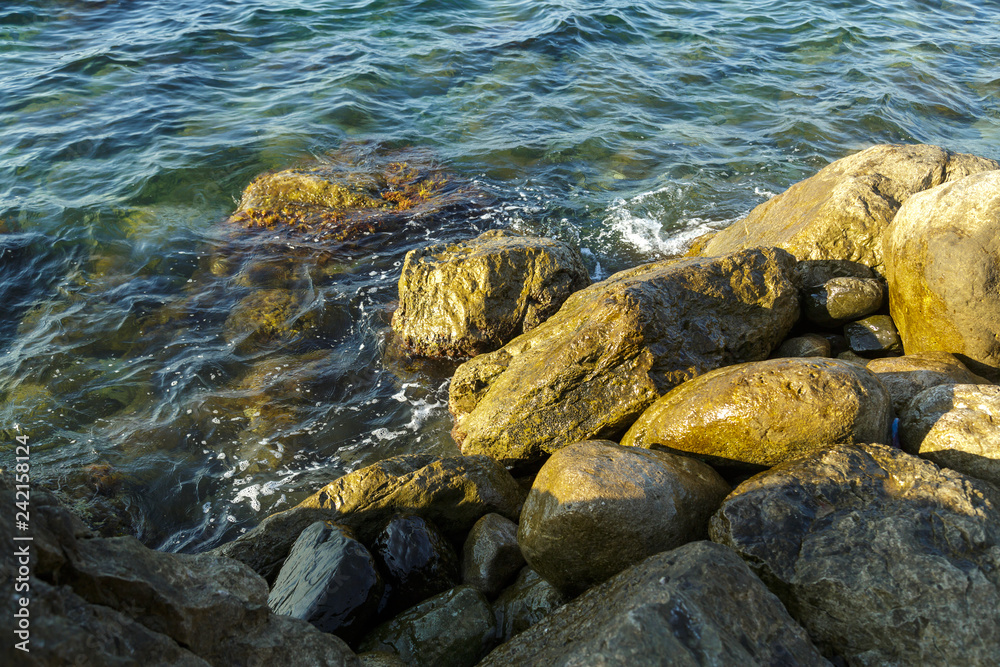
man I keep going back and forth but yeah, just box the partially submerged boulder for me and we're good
[212,455,524,581]
[710,442,1000,665]
[695,143,998,269]
[391,230,590,358]
[450,247,800,467]
[517,440,730,597]
[899,384,1000,488]
[479,541,830,666]
[866,351,991,414]
[621,358,893,469]
[883,169,1000,380]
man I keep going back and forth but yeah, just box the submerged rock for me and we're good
[450,247,799,467]
[358,586,495,667]
[491,567,566,645]
[866,351,992,414]
[517,440,730,597]
[371,513,459,617]
[710,442,1000,665]
[479,541,829,666]
[391,229,590,358]
[212,455,524,582]
[884,169,1000,380]
[267,521,383,643]
[695,143,998,269]
[899,384,1000,487]
[621,358,893,469]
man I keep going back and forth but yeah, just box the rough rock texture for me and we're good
[391,230,590,357]
[461,513,525,599]
[212,455,524,582]
[371,513,459,617]
[883,169,1000,381]
[710,442,1000,666]
[621,358,893,468]
[479,541,829,666]
[517,440,730,597]
[492,567,566,644]
[773,334,831,358]
[804,277,884,326]
[267,521,383,643]
[358,586,495,667]
[899,384,1000,487]
[697,143,998,269]
[866,351,992,414]
[844,314,903,358]
[450,247,800,467]
[0,475,359,667]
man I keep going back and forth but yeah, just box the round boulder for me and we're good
[803,276,884,326]
[884,169,1000,380]
[867,351,992,414]
[517,440,730,597]
[391,230,590,358]
[899,384,1000,487]
[621,357,893,468]
[772,334,831,358]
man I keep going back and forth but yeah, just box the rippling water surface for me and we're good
[1,0,997,551]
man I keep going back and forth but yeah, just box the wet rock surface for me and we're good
[479,541,829,666]
[461,512,525,599]
[899,384,1000,487]
[212,454,524,581]
[267,521,383,643]
[391,229,589,358]
[621,358,892,468]
[371,513,459,617]
[710,442,1000,665]
[697,143,998,268]
[803,276,884,326]
[866,351,992,414]
[844,314,903,358]
[517,440,730,597]
[450,247,799,467]
[773,333,831,358]
[492,567,567,644]
[884,169,1000,380]
[358,585,495,667]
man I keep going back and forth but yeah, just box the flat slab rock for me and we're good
[478,541,829,666]
[710,442,1000,666]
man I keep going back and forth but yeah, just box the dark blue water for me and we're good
[1,0,998,552]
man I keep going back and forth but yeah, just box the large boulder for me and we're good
[621,358,893,469]
[883,169,1000,381]
[517,440,730,597]
[866,351,992,414]
[479,541,829,666]
[899,384,1000,488]
[212,455,524,581]
[0,475,359,667]
[391,230,590,358]
[710,443,1000,665]
[450,247,800,467]
[696,144,998,269]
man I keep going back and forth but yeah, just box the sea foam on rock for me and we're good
[449,247,800,468]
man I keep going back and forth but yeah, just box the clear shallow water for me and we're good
[1,0,997,551]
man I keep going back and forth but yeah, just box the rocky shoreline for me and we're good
[5,143,1000,666]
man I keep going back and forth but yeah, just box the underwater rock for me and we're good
[621,357,892,469]
[884,169,1000,380]
[517,440,730,597]
[695,143,998,269]
[461,513,524,599]
[267,521,384,644]
[866,351,992,414]
[479,541,829,666]
[391,229,590,358]
[371,513,460,617]
[710,442,1000,665]
[449,247,799,468]
[899,384,1000,487]
[222,288,322,353]
[491,567,566,645]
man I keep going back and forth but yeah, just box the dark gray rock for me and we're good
[492,567,566,644]
[479,541,829,666]
[359,586,495,667]
[461,513,524,599]
[372,513,459,617]
[710,442,1000,665]
[773,333,831,358]
[267,521,383,643]
[844,314,903,357]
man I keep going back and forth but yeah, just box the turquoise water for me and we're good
[1,0,998,551]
